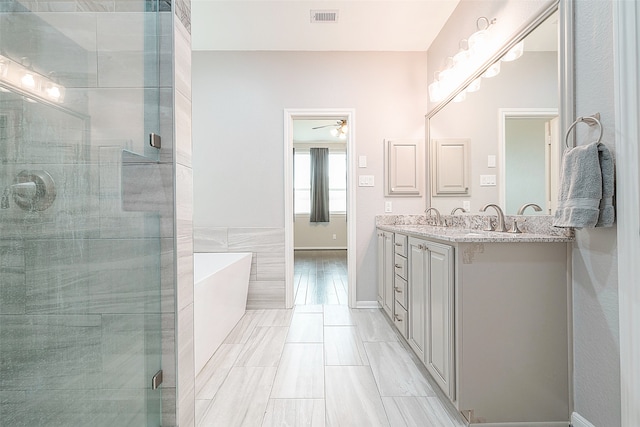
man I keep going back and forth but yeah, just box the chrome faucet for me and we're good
[517,203,543,215]
[451,207,467,215]
[424,207,442,226]
[480,203,508,232]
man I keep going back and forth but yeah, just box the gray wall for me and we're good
[192,51,428,304]
[573,1,620,425]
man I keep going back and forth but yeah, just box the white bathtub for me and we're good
[194,252,252,375]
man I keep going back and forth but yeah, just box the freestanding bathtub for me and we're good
[194,252,252,375]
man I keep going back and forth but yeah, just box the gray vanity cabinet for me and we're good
[379,227,570,425]
[408,237,455,400]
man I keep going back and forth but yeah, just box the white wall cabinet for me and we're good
[431,138,469,195]
[379,228,570,425]
[385,139,422,196]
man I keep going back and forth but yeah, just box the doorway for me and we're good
[284,109,356,308]
[498,108,559,215]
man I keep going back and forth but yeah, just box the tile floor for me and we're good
[195,305,467,426]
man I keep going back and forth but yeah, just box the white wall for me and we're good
[192,51,427,303]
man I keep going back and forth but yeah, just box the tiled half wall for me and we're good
[194,227,286,309]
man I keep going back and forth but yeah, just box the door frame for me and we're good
[497,108,558,211]
[283,108,357,308]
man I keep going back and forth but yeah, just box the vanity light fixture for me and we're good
[501,40,525,62]
[0,54,65,104]
[428,16,498,103]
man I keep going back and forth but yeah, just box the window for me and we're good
[294,150,346,214]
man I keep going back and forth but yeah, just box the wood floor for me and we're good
[294,250,348,306]
[195,306,467,427]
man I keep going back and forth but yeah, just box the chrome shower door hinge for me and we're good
[149,133,161,149]
[151,370,163,390]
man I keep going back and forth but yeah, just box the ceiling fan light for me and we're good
[340,124,348,134]
[330,128,339,137]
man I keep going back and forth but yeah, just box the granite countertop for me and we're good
[377,222,574,243]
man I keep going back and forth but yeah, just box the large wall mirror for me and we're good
[427,0,572,216]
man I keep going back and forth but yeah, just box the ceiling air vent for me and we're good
[310,10,339,23]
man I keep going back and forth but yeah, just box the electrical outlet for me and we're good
[488,155,496,168]
[332,234,337,240]
[463,201,471,211]
[358,155,367,168]
[385,201,392,213]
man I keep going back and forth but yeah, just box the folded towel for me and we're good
[553,141,615,228]
[596,143,615,227]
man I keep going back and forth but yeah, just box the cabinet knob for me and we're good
[394,286,401,293]
[395,242,402,246]
[394,314,402,322]
[395,263,402,268]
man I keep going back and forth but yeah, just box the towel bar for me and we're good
[565,113,603,148]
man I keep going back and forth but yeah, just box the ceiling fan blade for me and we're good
[312,124,334,129]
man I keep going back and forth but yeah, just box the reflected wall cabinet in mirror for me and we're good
[426,0,573,215]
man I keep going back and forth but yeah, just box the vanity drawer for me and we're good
[394,253,407,279]
[394,234,408,256]
[394,275,408,309]
[393,300,408,338]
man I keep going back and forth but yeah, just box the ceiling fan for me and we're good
[312,119,349,138]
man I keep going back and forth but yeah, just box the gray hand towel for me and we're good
[553,142,615,228]
[596,143,615,227]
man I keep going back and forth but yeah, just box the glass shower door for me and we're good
[0,1,167,425]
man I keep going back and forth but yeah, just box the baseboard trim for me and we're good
[355,301,380,309]
[470,422,568,427]
[571,412,595,427]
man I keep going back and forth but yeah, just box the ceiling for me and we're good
[192,0,460,51]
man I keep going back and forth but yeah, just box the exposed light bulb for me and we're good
[466,77,482,93]
[428,80,445,102]
[21,73,36,88]
[339,132,347,140]
[330,128,339,137]
[501,41,524,62]
[483,61,501,78]
[453,90,467,103]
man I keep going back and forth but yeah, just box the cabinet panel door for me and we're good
[408,238,427,361]
[426,243,454,399]
[377,232,384,305]
[383,232,394,317]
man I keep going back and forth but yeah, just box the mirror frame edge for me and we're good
[424,0,574,210]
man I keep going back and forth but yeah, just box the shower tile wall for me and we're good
[0,2,176,426]
[174,12,195,426]
[194,227,286,309]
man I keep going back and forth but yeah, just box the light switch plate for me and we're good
[358,175,374,187]
[480,174,497,186]
[358,155,367,168]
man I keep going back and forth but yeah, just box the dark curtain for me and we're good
[309,147,330,222]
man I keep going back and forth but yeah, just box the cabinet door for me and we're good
[408,237,427,361]
[382,232,394,317]
[425,242,455,399]
[377,231,384,306]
